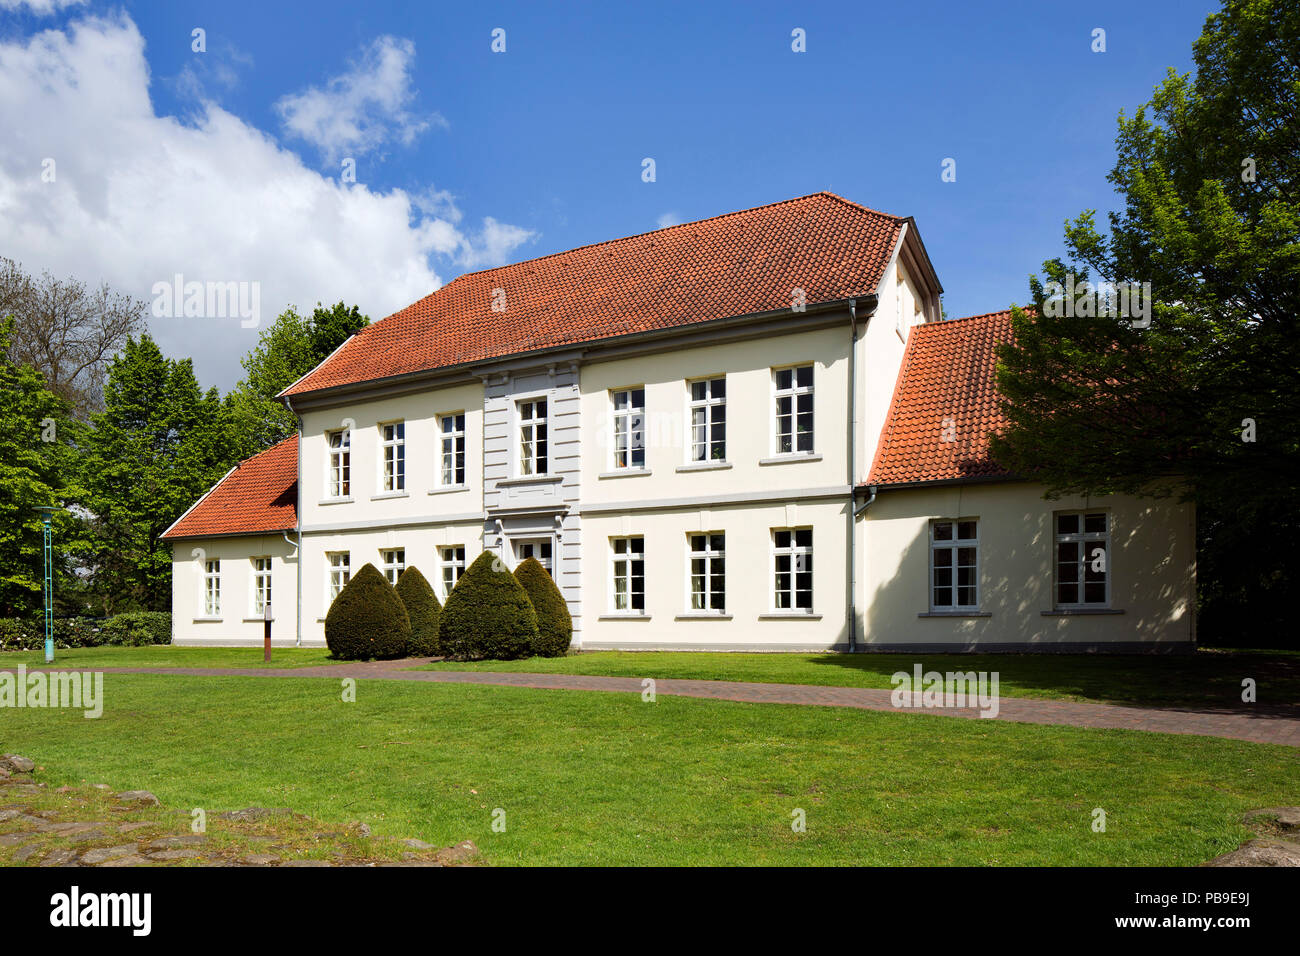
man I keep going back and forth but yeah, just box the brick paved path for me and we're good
[14,660,1299,747]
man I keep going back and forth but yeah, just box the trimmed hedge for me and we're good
[0,612,172,651]
[325,563,411,660]
[395,566,442,657]
[514,557,572,657]
[438,551,539,660]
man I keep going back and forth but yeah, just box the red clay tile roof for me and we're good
[867,309,1020,486]
[162,436,298,539]
[283,192,904,397]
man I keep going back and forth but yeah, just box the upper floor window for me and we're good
[381,548,405,587]
[327,551,350,602]
[688,533,726,613]
[611,537,645,613]
[1055,512,1109,607]
[203,559,221,616]
[327,429,351,498]
[518,398,548,476]
[439,413,466,486]
[380,421,405,492]
[774,365,814,454]
[611,387,645,470]
[252,557,272,616]
[773,528,813,612]
[689,378,726,462]
[931,520,978,610]
[440,545,466,599]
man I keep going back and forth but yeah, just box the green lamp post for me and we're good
[34,505,57,664]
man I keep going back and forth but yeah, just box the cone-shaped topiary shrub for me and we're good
[395,566,442,657]
[514,557,572,657]
[325,562,411,660]
[438,551,539,660]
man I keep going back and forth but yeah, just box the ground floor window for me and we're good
[381,548,405,586]
[1055,511,1109,607]
[440,546,466,598]
[931,519,978,610]
[203,559,220,616]
[689,533,725,612]
[772,528,813,611]
[327,551,350,601]
[611,537,644,612]
[515,539,553,574]
[252,557,272,616]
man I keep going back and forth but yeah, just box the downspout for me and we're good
[282,397,304,648]
[847,299,859,653]
[855,484,877,517]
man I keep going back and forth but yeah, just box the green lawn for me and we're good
[1,646,341,670]
[419,648,1300,709]
[3,673,1296,865]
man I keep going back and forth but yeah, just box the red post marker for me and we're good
[263,601,272,662]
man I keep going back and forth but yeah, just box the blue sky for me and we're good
[0,0,1218,389]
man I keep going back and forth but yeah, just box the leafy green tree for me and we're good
[79,334,231,611]
[0,318,82,616]
[991,0,1299,642]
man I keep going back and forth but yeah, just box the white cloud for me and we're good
[0,14,535,389]
[0,0,86,14]
[275,35,442,164]
[656,211,682,229]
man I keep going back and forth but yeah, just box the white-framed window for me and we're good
[518,398,548,476]
[381,548,405,587]
[930,519,979,610]
[1055,511,1109,608]
[689,377,726,462]
[774,365,814,454]
[439,546,466,598]
[203,559,221,616]
[773,528,813,612]
[252,557,272,616]
[611,537,645,613]
[327,428,351,498]
[515,538,553,573]
[611,387,646,469]
[380,421,405,492]
[688,532,725,613]
[327,551,351,602]
[439,413,466,486]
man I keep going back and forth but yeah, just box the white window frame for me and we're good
[251,557,272,617]
[688,377,727,463]
[1054,511,1111,609]
[773,364,815,455]
[517,397,549,477]
[379,420,405,493]
[610,387,646,470]
[610,536,645,614]
[203,559,221,617]
[381,548,405,587]
[772,528,814,613]
[327,428,351,499]
[514,537,554,574]
[327,551,351,602]
[929,519,980,611]
[438,412,466,487]
[687,532,726,614]
[439,545,466,599]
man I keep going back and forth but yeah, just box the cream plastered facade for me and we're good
[170,230,1195,652]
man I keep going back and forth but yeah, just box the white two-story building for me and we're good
[163,192,1196,653]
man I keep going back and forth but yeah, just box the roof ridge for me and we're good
[938,306,1034,325]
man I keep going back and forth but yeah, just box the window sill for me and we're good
[758,612,822,620]
[1041,608,1125,616]
[192,616,223,623]
[497,474,562,487]
[428,484,469,496]
[318,497,353,506]
[758,453,822,466]
[598,613,652,621]
[370,490,409,501]
[675,613,733,621]
[676,461,732,473]
[598,468,652,480]
[919,611,992,618]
